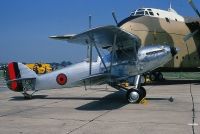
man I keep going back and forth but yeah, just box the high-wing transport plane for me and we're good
[7,0,200,103]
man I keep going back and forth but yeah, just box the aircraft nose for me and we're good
[170,46,178,56]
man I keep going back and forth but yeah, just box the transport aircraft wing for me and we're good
[49,25,141,50]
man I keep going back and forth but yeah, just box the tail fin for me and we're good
[6,62,37,92]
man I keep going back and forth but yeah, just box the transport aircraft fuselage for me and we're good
[119,8,200,71]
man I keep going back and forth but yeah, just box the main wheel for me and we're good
[139,86,146,99]
[126,89,142,103]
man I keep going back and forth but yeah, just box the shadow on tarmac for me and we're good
[9,79,197,110]
[147,79,200,85]
[10,95,48,101]
[75,91,128,111]
[10,91,129,110]
[9,91,175,111]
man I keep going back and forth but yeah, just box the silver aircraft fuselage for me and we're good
[35,45,174,91]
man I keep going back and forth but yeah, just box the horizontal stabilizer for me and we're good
[7,78,36,83]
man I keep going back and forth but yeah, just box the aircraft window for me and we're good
[135,11,144,15]
[145,11,149,15]
[165,18,170,23]
[131,12,135,16]
[157,13,159,16]
[149,12,154,16]
[137,9,145,11]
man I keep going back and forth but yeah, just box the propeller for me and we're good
[188,0,200,18]
[112,11,118,25]
[184,0,200,42]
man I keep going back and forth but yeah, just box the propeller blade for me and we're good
[188,0,200,18]
[112,12,118,25]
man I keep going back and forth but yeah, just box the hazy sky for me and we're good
[0,0,198,63]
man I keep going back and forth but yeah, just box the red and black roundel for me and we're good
[56,73,67,85]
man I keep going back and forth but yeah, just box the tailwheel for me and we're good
[126,87,146,103]
[22,92,32,99]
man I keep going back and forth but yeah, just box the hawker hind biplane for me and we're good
[8,1,194,103]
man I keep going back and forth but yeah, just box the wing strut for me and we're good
[109,34,117,81]
[89,35,108,72]
[89,40,93,76]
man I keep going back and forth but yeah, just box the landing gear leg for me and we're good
[126,75,146,103]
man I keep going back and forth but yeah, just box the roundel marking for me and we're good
[56,73,67,85]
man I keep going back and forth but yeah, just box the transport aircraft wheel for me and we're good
[157,72,164,81]
[126,89,142,103]
[150,73,156,81]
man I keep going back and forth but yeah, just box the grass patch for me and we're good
[163,72,200,80]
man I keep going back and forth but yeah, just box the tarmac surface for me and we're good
[0,79,200,134]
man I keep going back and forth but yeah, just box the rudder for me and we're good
[6,62,36,92]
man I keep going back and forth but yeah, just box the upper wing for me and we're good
[49,25,141,51]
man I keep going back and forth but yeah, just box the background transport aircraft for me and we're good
[5,0,199,103]
[87,0,199,82]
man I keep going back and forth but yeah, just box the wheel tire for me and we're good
[150,73,156,81]
[126,88,142,103]
[157,72,164,81]
[139,86,146,99]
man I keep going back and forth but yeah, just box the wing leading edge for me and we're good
[49,25,141,51]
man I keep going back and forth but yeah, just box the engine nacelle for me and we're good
[138,45,177,73]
